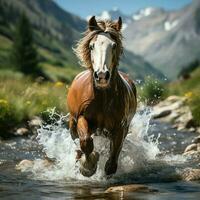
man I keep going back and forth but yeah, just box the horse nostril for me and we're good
[105,71,110,81]
[94,71,99,80]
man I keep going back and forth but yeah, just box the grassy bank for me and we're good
[168,67,200,126]
[0,70,68,134]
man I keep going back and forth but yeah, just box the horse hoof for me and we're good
[76,150,83,160]
[79,151,99,177]
[105,159,117,176]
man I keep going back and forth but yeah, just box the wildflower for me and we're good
[26,101,31,105]
[0,99,8,105]
[184,92,193,98]
[54,81,64,87]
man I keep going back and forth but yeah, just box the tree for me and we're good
[11,13,39,75]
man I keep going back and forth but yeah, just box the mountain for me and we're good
[124,0,200,79]
[119,49,164,80]
[91,8,132,31]
[0,0,164,81]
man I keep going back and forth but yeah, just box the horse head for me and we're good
[88,16,122,88]
[74,16,123,89]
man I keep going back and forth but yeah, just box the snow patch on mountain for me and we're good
[87,9,132,31]
[99,11,111,20]
[133,7,155,20]
[164,20,179,31]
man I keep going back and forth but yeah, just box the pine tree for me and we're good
[11,13,39,74]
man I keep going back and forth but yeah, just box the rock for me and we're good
[182,168,200,181]
[175,108,194,129]
[183,149,200,157]
[192,136,200,144]
[184,144,197,153]
[196,127,200,134]
[15,128,29,136]
[153,110,171,119]
[29,116,42,127]
[16,159,53,172]
[183,143,200,156]
[188,127,196,132]
[166,95,187,103]
[28,116,43,134]
[153,95,194,131]
[16,159,34,172]
[198,145,200,152]
[38,159,53,168]
[105,184,157,193]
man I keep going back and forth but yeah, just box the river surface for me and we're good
[0,107,200,200]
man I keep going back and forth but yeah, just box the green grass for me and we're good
[0,70,68,134]
[0,35,12,68]
[168,67,200,126]
[40,63,81,82]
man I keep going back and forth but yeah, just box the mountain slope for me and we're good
[124,0,200,79]
[119,49,164,80]
[0,0,86,81]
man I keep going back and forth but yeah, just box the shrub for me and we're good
[0,99,18,130]
[140,77,166,105]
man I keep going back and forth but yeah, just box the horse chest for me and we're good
[84,99,124,131]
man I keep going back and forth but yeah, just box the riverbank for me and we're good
[0,72,67,138]
[152,95,200,133]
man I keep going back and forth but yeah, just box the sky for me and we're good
[55,0,192,19]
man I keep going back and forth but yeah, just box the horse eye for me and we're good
[89,44,94,51]
[112,43,117,49]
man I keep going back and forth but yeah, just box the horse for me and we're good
[67,16,137,177]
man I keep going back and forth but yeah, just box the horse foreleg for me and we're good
[105,128,126,175]
[77,116,99,177]
[69,114,78,140]
[77,116,93,158]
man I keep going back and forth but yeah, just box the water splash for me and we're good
[33,106,161,181]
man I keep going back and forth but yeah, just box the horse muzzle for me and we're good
[93,71,110,88]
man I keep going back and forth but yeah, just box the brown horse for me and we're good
[67,16,137,177]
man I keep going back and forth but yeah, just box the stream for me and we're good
[0,107,200,200]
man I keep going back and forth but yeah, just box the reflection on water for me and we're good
[0,106,200,199]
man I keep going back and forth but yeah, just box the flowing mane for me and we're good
[74,20,123,69]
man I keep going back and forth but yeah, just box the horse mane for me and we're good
[74,20,123,69]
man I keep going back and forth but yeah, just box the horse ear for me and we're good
[88,16,98,31]
[115,17,122,31]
